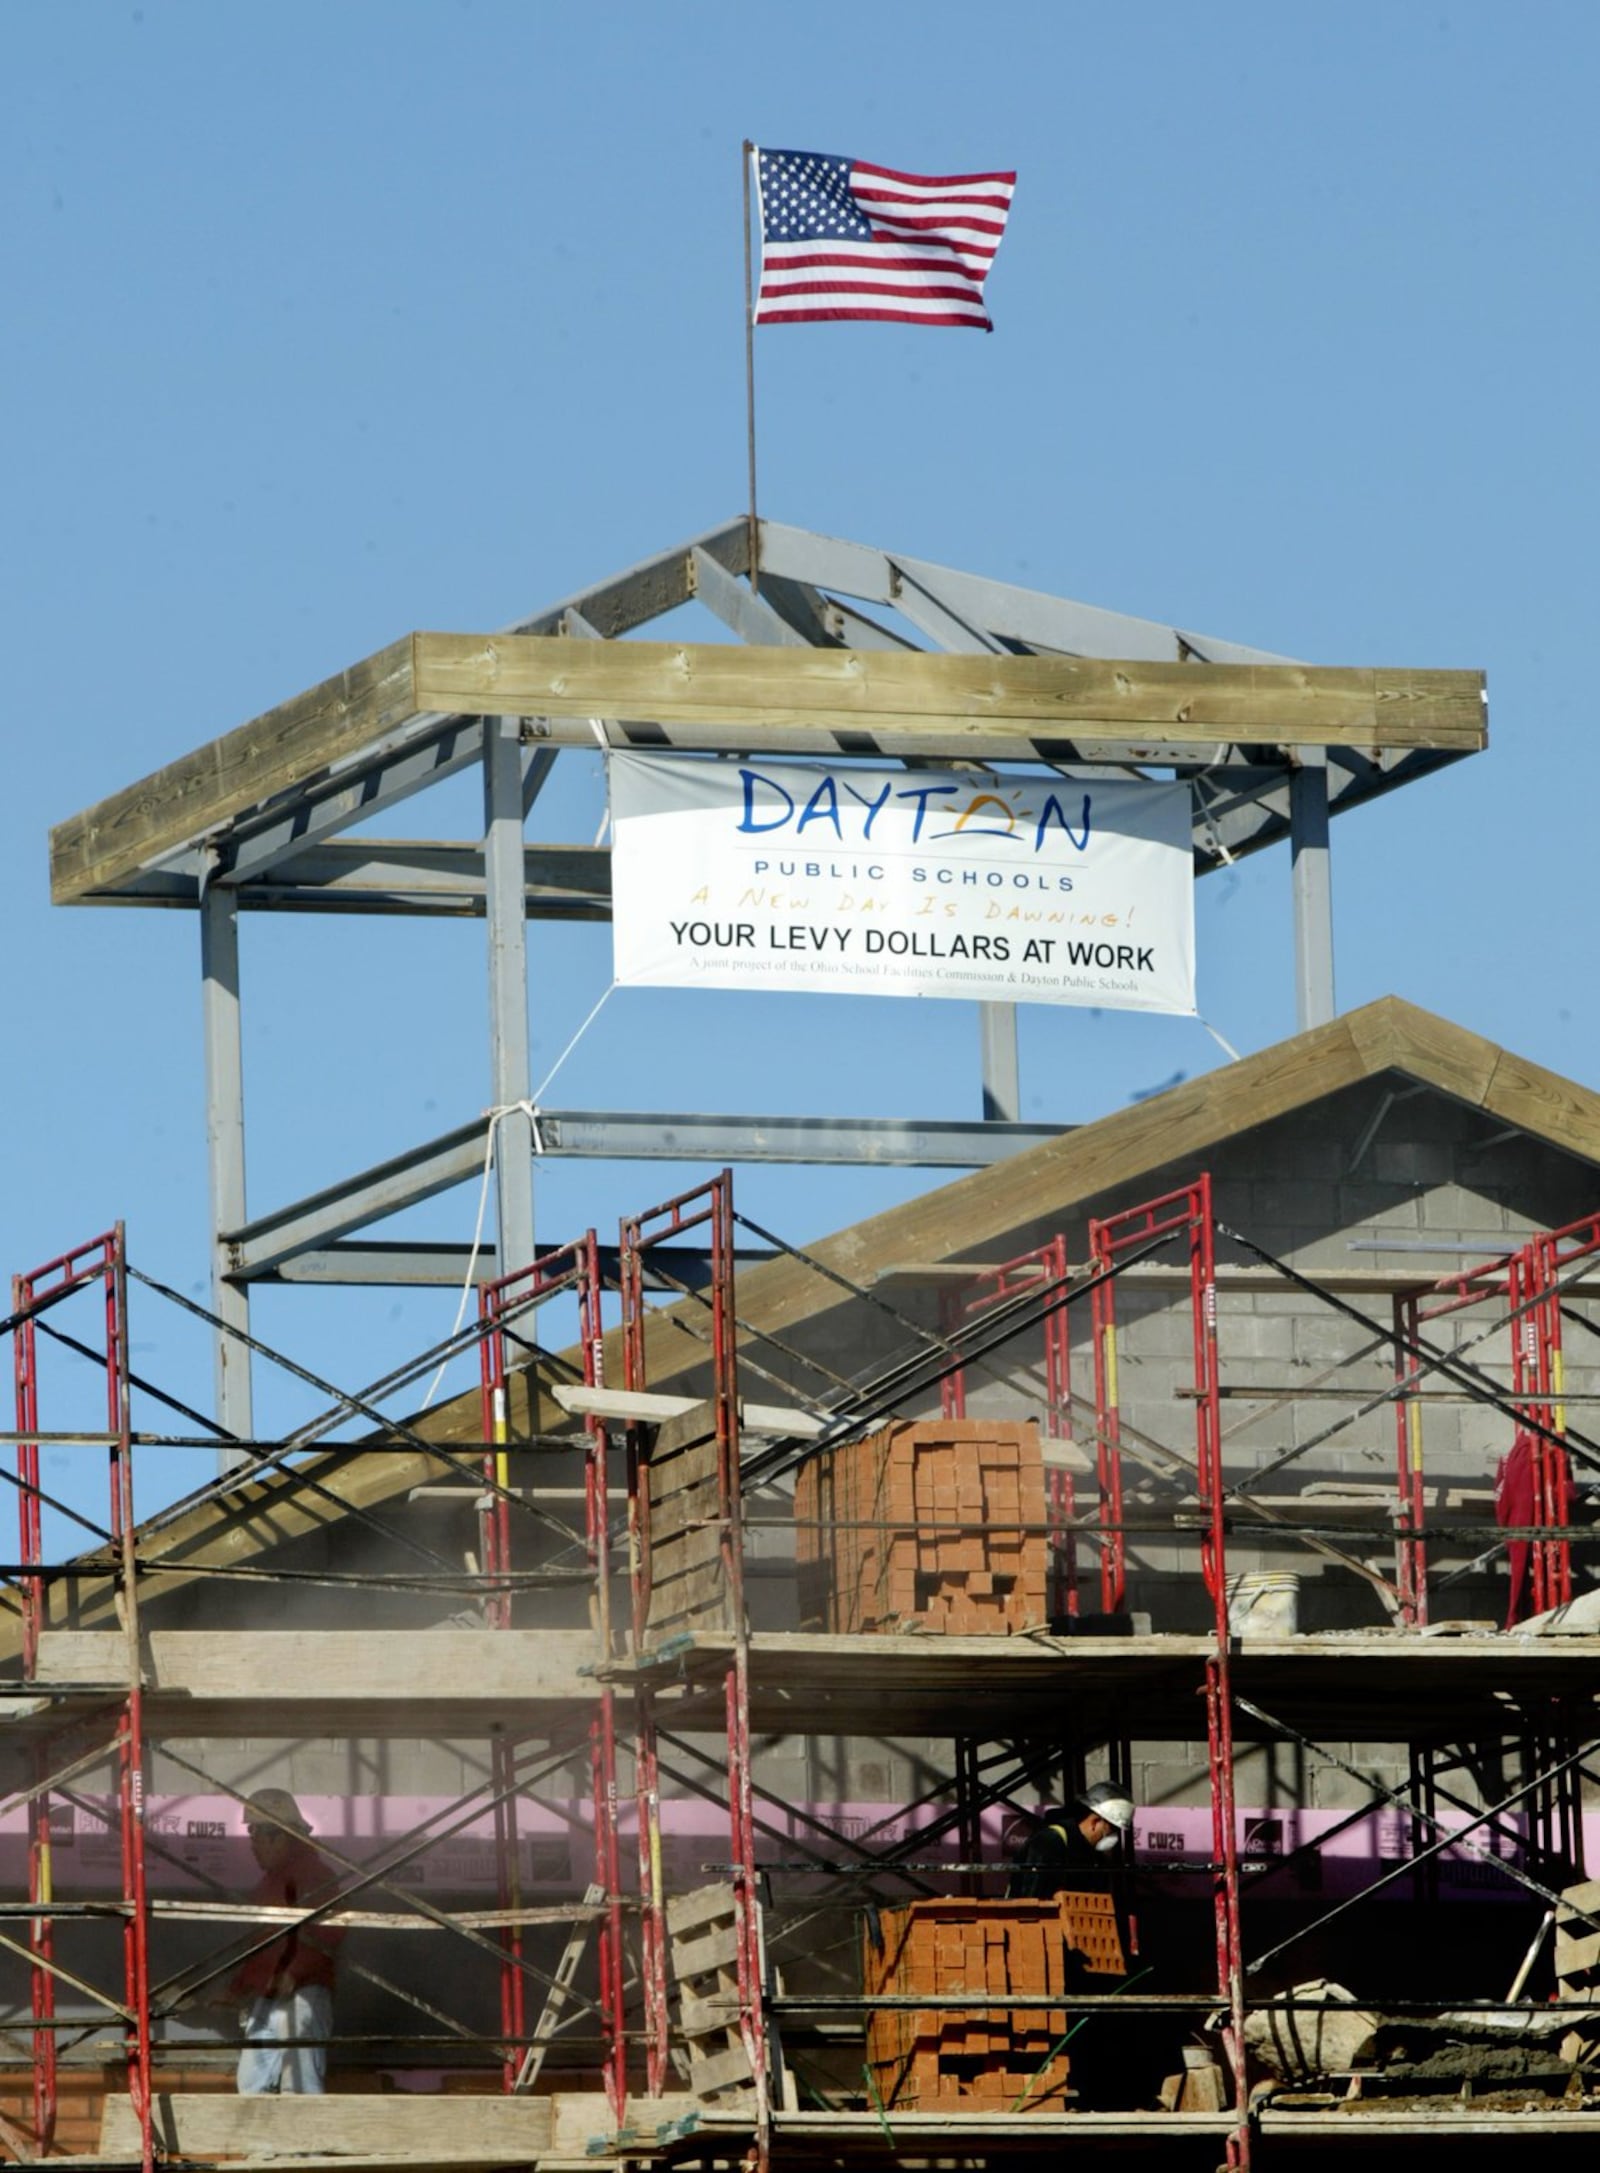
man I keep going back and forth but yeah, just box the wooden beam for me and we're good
[51,632,1485,905]
[50,637,417,906]
[413,634,1486,756]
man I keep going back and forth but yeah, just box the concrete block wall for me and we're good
[832,1077,1600,1819]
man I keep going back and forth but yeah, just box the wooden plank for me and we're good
[100,2092,553,2161]
[549,2089,704,2154]
[685,2041,755,2095]
[149,1898,601,1931]
[51,638,417,905]
[1346,1000,1499,1108]
[1484,1044,1600,1166]
[649,1548,727,1594]
[554,1384,700,1422]
[413,634,1486,754]
[665,1882,737,1937]
[555,1387,826,1448]
[679,1990,740,2034]
[672,1923,741,1978]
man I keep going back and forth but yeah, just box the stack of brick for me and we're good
[863,1895,1125,2112]
[794,1419,1047,1634]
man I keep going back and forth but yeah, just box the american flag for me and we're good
[752,147,1016,331]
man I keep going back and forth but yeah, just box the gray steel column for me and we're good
[484,716,536,1278]
[1290,753,1336,1030]
[979,1001,1021,1122]
[201,881,254,1458]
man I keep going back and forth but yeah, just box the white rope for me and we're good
[419,1106,515,1410]
[419,984,617,1409]
[532,983,614,1104]
[1200,1017,1243,1063]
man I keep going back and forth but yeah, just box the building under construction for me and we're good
[8,520,1600,2169]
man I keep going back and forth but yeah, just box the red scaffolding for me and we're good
[8,1174,1600,2167]
[13,1227,153,2173]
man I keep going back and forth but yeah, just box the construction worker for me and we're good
[1007,1783,1145,2104]
[231,1788,346,2094]
[1007,1780,1136,1898]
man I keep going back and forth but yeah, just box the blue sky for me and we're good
[7,1,1598,1503]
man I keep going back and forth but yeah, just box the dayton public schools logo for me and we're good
[732,766,1094,857]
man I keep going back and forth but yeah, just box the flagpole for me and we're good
[742,139,760,596]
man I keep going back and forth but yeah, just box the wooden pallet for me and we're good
[667,1881,757,2106]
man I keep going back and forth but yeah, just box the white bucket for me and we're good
[1226,1571,1299,1637]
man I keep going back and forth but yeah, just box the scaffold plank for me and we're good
[99,2091,553,2163]
[553,1383,825,1437]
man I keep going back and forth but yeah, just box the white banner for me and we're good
[609,753,1195,1015]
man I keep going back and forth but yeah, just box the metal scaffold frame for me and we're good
[4,1230,631,2163]
[8,1168,1600,2166]
[12,1228,150,2170]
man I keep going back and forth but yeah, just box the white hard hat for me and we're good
[1078,1781,1136,1832]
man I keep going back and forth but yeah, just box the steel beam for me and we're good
[234,841,609,917]
[81,755,1428,900]
[506,518,750,640]
[219,715,487,885]
[484,718,536,1281]
[689,547,809,647]
[261,1241,773,1290]
[227,1119,492,1278]
[527,1110,1064,1165]
[979,1006,1022,1122]
[200,883,253,1455]
[521,745,557,818]
[757,577,920,654]
[224,1110,1070,1279]
[1290,753,1336,1029]
[755,521,1296,665]
[265,1242,500,1285]
[887,561,1008,656]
